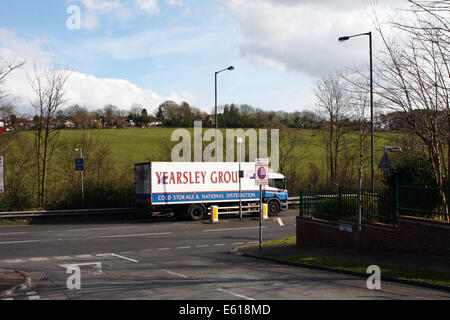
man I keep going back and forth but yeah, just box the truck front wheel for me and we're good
[268,200,281,216]
[187,204,206,221]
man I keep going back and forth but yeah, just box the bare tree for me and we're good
[0,58,24,102]
[370,0,449,218]
[28,64,70,208]
[278,128,304,173]
[341,70,374,186]
[315,73,351,186]
[66,104,93,129]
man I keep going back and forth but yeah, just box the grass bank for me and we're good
[243,237,450,287]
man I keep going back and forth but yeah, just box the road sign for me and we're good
[255,158,269,186]
[378,152,393,170]
[75,158,84,171]
[0,155,4,194]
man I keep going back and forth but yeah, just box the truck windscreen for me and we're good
[269,179,285,190]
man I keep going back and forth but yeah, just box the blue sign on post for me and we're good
[75,158,84,171]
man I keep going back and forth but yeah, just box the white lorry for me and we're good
[135,162,288,221]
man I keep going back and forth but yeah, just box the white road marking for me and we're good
[0,232,28,236]
[176,246,191,250]
[76,255,94,259]
[97,253,139,263]
[29,257,49,262]
[195,245,210,248]
[5,259,25,264]
[28,295,40,300]
[60,262,102,268]
[216,288,255,301]
[247,241,258,244]
[158,248,171,251]
[53,256,72,260]
[214,244,226,247]
[0,240,40,245]
[232,242,244,245]
[2,298,14,300]
[26,291,37,296]
[277,218,285,227]
[203,227,266,233]
[91,232,173,239]
[163,270,188,278]
[68,226,141,232]
[59,262,103,274]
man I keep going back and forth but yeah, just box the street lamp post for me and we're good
[237,137,243,221]
[215,66,235,162]
[339,32,374,195]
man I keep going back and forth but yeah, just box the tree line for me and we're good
[0,0,447,217]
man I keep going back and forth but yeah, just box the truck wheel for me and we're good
[268,201,281,216]
[187,204,206,221]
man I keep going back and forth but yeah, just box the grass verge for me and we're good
[281,254,450,287]
[0,218,29,224]
[242,237,450,287]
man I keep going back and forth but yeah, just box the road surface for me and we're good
[0,211,448,300]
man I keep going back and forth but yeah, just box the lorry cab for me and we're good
[264,172,289,215]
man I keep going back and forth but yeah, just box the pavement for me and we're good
[236,244,450,291]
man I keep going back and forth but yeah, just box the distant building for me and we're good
[65,121,76,128]
[199,113,214,125]
[149,121,163,127]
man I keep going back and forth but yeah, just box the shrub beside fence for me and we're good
[299,184,449,225]
[398,185,449,222]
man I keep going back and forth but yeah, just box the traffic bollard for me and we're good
[263,204,269,220]
[211,206,219,223]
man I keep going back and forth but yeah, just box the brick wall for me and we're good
[296,216,450,256]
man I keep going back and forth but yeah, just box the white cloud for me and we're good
[165,0,183,7]
[68,0,133,30]
[0,29,191,113]
[223,0,402,76]
[135,0,160,14]
[65,72,165,111]
[66,0,184,29]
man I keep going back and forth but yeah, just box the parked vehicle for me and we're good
[135,162,288,220]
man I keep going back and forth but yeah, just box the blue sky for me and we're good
[0,0,402,114]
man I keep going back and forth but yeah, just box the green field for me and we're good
[59,128,178,166]
[2,127,403,211]
[53,128,399,169]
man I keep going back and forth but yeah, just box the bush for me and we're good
[385,153,438,188]
[385,153,442,217]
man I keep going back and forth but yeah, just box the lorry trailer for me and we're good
[135,162,288,221]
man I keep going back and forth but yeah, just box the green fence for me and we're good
[299,185,449,224]
[398,185,449,222]
[299,187,397,225]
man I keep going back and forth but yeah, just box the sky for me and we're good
[0,0,405,115]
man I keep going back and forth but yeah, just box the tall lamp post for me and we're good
[215,66,235,162]
[339,32,374,195]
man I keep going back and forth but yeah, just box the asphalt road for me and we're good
[0,211,449,300]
